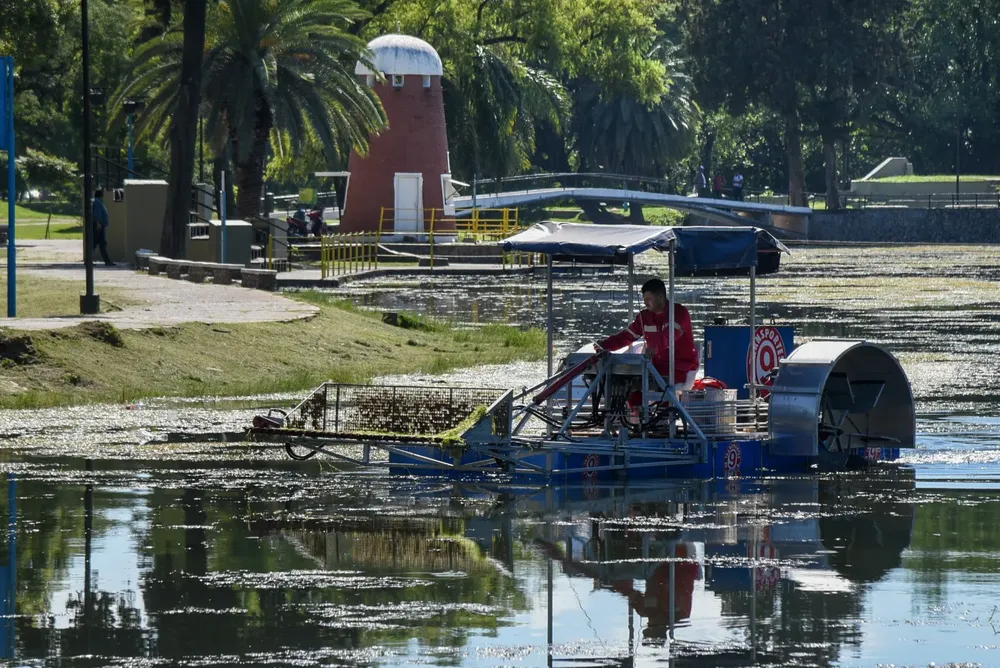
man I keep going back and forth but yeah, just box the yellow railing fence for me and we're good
[377,207,523,242]
[320,232,377,279]
[370,207,542,270]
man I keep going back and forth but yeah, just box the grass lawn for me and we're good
[0,287,546,408]
[535,205,686,226]
[1,204,83,239]
[872,174,1000,183]
[6,221,83,240]
[0,203,81,222]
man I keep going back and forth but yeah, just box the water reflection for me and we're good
[4,457,998,666]
[4,246,1000,665]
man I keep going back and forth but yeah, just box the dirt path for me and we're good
[0,240,318,330]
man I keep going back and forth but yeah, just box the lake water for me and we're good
[1,245,1000,666]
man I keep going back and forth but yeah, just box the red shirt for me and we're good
[600,305,699,384]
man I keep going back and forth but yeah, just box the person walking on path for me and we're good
[732,171,744,201]
[91,189,114,266]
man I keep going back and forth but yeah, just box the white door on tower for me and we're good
[393,172,423,233]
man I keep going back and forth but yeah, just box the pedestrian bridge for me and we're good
[451,172,812,235]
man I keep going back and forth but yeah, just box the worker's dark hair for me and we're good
[94,188,104,198]
[641,278,666,296]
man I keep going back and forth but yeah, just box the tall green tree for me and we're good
[114,0,387,218]
[572,39,697,177]
[160,0,206,258]
[896,0,1000,176]
[680,0,907,207]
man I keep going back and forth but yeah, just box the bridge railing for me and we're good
[469,174,1000,211]
[470,172,678,197]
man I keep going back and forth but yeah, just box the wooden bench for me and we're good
[211,263,244,285]
[241,268,278,291]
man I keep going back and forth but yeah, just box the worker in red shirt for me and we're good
[595,278,699,385]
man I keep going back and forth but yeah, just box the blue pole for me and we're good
[5,57,15,318]
[127,113,134,178]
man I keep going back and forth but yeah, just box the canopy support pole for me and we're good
[627,253,635,320]
[668,240,676,391]
[546,253,554,438]
[546,253,554,376]
[749,263,757,400]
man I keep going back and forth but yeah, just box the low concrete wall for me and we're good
[852,180,998,196]
[860,157,913,181]
[809,209,1000,243]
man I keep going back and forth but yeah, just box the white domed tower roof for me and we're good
[355,34,444,77]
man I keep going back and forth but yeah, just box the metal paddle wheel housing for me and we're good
[768,340,916,457]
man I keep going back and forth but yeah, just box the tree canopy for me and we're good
[4,0,1000,224]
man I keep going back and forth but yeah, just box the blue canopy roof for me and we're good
[502,222,789,271]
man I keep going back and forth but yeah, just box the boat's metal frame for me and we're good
[253,233,776,477]
[252,224,914,477]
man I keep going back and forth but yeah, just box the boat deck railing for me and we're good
[681,397,769,438]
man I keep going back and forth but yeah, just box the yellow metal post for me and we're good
[320,235,326,279]
[429,208,436,269]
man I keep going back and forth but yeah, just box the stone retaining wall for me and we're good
[809,209,1000,243]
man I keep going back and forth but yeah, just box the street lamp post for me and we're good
[80,0,100,314]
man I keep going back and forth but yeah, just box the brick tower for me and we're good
[342,34,454,237]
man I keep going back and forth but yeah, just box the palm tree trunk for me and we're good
[159,0,206,257]
[234,105,270,218]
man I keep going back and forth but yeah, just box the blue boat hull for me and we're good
[387,439,902,479]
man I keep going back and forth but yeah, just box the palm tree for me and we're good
[572,40,698,177]
[113,0,387,217]
[444,45,568,181]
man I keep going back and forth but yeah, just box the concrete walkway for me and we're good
[0,240,318,331]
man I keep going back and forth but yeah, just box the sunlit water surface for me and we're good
[0,245,999,667]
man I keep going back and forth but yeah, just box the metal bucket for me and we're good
[680,388,738,433]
